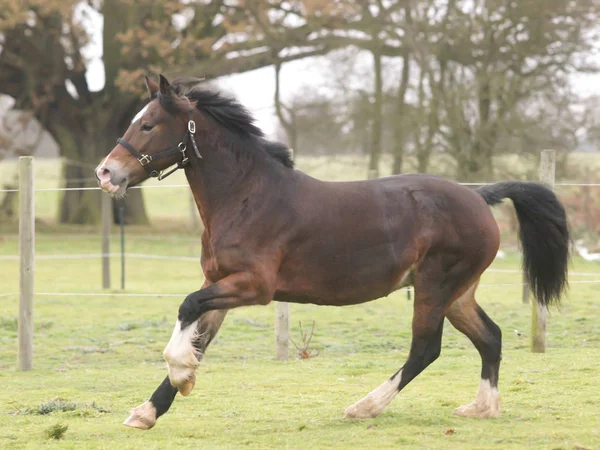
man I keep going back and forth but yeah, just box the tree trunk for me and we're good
[417,151,429,174]
[392,48,411,174]
[465,147,488,181]
[368,48,383,179]
[465,75,494,182]
[415,67,434,175]
[49,111,100,225]
[274,61,299,155]
[53,0,149,225]
[0,188,18,222]
[51,103,148,225]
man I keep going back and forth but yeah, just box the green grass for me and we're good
[0,154,599,448]
[0,233,599,449]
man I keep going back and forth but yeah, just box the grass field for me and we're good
[0,232,599,449]
[0,154,599,448]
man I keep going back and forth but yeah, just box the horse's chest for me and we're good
[201,246,251,283]
[202,256,226,283]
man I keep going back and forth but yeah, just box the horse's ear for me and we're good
[159,74,171,94]
[145,75,159,99]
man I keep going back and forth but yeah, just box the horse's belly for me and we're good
[273,244,415,306]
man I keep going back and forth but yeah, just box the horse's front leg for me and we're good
[123,307,228,429]
[164,272,271,395]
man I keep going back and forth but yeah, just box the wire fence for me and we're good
[3,152,600,364]
[0,253,199,261]
[2,181,600,193]
[1,279,600,301]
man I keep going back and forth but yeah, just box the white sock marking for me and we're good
[123,400,157,429]
[164,319,200,371]
[345,370,402,419]
[473,379,500,413]
[454,378,501,418]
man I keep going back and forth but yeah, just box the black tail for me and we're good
[476,182,569,307]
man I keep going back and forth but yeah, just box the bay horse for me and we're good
[95,75,569,430]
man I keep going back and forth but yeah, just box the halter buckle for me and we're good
[139,154,153,166]
[188,120,196,134]
[179,142,189,165]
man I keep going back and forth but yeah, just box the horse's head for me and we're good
[95,74,196,196]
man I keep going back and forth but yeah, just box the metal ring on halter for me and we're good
[179,142,189,165]
[139,154,153,166]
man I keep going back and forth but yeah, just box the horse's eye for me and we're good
[141,123,154,132]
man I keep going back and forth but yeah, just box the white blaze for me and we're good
[132,103,150,124]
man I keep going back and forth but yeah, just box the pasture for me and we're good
[0,234,599,449]
[0,154,599,449]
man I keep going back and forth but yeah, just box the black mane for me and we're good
[158,77,294,169]
[261,140,294,169]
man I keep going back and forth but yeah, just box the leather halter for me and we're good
[117,111,202,181]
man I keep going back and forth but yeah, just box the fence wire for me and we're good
[1,182,600,194]
[1,279,600,300]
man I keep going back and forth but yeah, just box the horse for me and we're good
[95,74,569,430]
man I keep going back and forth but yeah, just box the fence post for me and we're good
[275,302,290,360]
[275,148,293,360]
[522,273,529,304]
[101,193,111,289]
[119,206,125,290]
[583,168,592,232]
[19,156,34,371]
[531,149,555,353]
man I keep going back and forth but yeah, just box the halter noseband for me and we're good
[117,111,202,181]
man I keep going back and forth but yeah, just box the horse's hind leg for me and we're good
[344,300,445,419]
[123,309,228,429]
[445,281,502,418]
[344,260,459,419]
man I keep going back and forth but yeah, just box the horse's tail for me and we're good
[476,181,569,308]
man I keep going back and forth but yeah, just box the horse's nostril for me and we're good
[96,166,113,183]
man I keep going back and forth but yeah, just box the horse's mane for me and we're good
[158,77,294,169]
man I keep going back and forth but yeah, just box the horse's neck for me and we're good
[184,150,278,232]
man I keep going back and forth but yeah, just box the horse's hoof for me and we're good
[453,401,500,418]
[344,397,382,419]
[123,401,156,430]
[178,375,196,396]
[167,364,196,395]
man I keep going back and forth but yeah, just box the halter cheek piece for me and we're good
[116,111,202,181]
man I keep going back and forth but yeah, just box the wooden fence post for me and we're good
[19,156,34,371]
[275,302,290,360]
[522,273,529,304]
[101,193,111,289]
[531,149,555,353]
[119,206,125,290]
[275,148,293,360]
